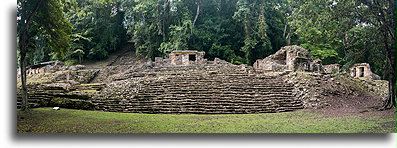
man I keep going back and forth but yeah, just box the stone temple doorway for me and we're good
[359,67,364,77]
[189,54,196,62]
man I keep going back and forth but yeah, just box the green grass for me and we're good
[17,108,395,133]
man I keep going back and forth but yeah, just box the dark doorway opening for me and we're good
[189,54,196,61]
[352,68,356,77]
[359,67,364,77]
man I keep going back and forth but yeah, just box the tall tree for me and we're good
[334,0,395,109]
[364,0,396,109]
[17,0,71,110]
[290,0,395,108]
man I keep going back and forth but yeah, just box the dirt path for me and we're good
[307,91,395,132]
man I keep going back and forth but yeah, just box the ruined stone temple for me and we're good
[16,45,387,114]
[322,63,380,80]
[253,45,323,73]
[349,63,380,80]
[153,50,206,67]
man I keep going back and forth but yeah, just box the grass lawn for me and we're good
[17,108,395,133]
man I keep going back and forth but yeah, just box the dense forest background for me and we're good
[17,0,394,79]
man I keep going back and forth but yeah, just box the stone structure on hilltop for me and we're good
[349,63,380,80]
[154,50,206,67]
[170,50,206,66]
[253,45,324,73]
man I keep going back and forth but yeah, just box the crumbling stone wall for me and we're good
[154,57,171,67]
[27,63,86,76]
[27,64,57,75]
[254,45,324,72]
[323,64,340,74]
[311,59,323,72]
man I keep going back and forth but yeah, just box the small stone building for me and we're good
[253,45,324,72]
[350,63,380,79]
[170,50,205,66]
[154,50,206,67]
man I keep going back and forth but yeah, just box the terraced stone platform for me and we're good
[92,65,303,114]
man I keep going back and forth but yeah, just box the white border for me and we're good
[1,0,395,148]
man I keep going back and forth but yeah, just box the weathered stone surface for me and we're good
[90,63,304,114]
[69,65,86,71]
[323,64,340,74]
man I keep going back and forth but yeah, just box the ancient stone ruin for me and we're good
[16,46,388,114]
[154,50,206,67]
[323,63,379,80]
[24,60,87,76]
[253,45,323,73]
[17,48,306,113]
[349,63,380,80]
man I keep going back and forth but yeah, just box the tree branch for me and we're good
[21,0,44,33]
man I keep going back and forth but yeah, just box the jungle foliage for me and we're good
[17,0,393,75]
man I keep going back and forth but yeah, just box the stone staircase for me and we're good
[93,65,303,114]
[17,83,104,109]
[16,86,66,109]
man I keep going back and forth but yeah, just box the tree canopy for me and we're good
[17,0,393,70]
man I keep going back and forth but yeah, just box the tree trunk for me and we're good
[17,0,43,111]
[19,33,28,111]
[283,21,291,45]
[192,1,200,28]
[389,0,396,108]
[286,33,291,46]
[380,25,395,110]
